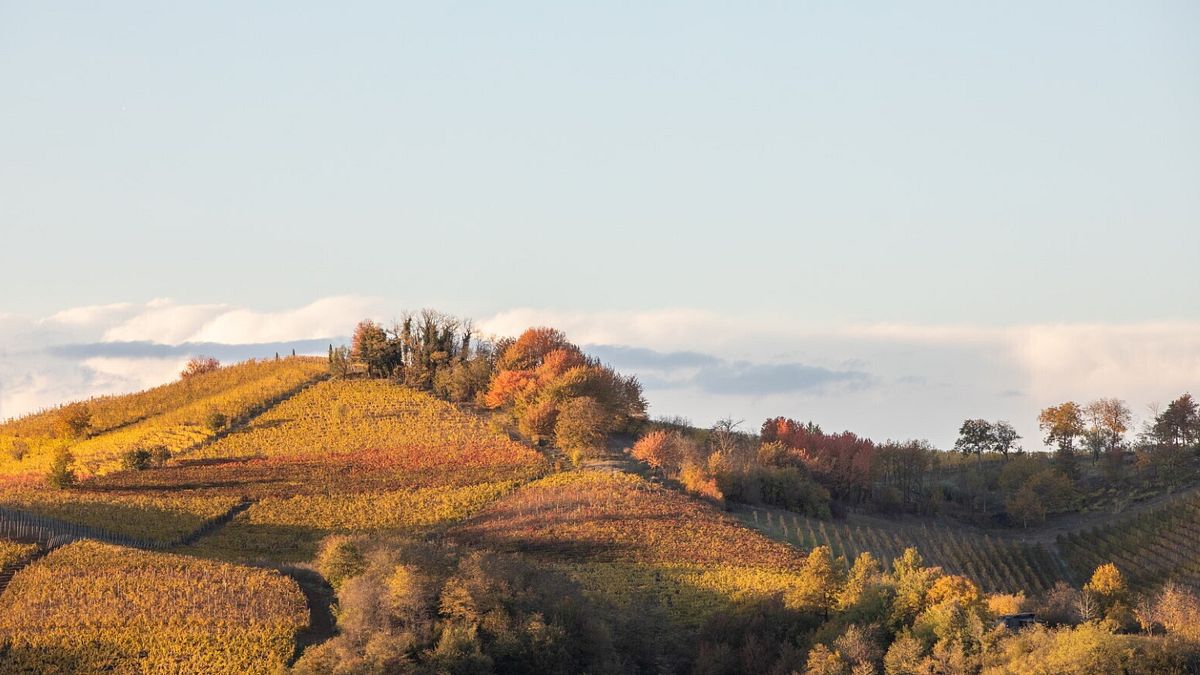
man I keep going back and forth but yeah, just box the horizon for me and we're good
[2,1,1198,449]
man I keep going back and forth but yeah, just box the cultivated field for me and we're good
[0,541,307,673]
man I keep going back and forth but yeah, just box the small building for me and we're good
[997,613,1039,630]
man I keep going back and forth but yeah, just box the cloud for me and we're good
[48,339,343,362]
[100,295,384,345]
[583,343,874,396]
[0,296,379,421]
[479,307,1200,447]
[3,299,1197,450]
[692,360,874,396]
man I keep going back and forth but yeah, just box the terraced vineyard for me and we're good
[0,357,327,478]
[737,505,1063,595]
[1058,490,1200,592]
[0,541,308,673]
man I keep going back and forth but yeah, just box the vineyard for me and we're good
[1058,490,1200,592]
[0,540,37,570]
[0,357,327,478]
[0,541,308,673]
[182,480,524,563]
[0,489,243,546]
[737,505,1064,595]
[450,471,819,625]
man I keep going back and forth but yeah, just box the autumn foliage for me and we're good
[761,417,877,502]
[485,327,645,460]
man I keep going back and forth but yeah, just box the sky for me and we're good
[1,2,1198,448]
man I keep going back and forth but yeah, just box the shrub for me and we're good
[149,445,171,467]
[120,449,153,471]
[317,536,367,590]
[518,399,558,444]
[204,409,228,434]
[56,403,92,439]
[680,463,723,503]
[555,397,611,463]
[6,439,29,462]
[180,356,221,379]
[45,447,76,489]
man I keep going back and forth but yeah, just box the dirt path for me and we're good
[281,566,337,664]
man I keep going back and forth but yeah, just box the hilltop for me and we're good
[0,318,1198,674]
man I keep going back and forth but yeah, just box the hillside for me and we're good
[1,353,1197,674]
[0,357,327,479]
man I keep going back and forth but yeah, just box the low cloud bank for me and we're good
[3,298,1197,449]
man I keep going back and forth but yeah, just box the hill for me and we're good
[0,344,1197,674]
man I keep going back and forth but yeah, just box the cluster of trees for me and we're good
[345,311,495,403]
[631,421,831,517]
[297,538,684,674]
[484,328,646,462]
[345,317,647,463]
[296,536,1200,674]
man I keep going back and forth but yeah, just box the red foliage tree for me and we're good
[180,356,220,379]
[761,417,877,502]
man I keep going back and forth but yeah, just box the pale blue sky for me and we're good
[2,3,1198,444]
[2,1,1197,321]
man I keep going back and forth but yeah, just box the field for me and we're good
[0,540,38,570]
[0,489,242,546]
[0,541,307,674]
[450,471,818,626]
[738,505,1063,594]
[1058,490,1200,592]
[0,358,327,478]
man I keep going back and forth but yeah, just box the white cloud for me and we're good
[0,295,383,421]
[3,299,1197,449]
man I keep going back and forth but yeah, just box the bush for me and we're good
[45,447,76,489]
[120,449,153,471]
[204,409,228,434]
[56,403,92,439]
[149,446,171,467]
[181,356,221,379]
[6,439,29,462]
[317,536,367,590]
[554,397,611,463]
[716,465,831,518]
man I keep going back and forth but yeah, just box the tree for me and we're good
[800,545,845,620]
[1084,563,1127,610]
[992,421,1021,459]
[838,552,882,611]
[328,345,352,378]
[1084,398,1131,463]
[317,536,367,590]
[496,327,577,371]
[804,644,848,675]
[45,447,76,489]
[953,419,995,462]
[180,356,220,379]
[1039,403,1085,478]
[554,397,611,463]
[1153,394,1199,450]
[56,402,92,439]
[517,399,558,444]
[1038,402,1084,453]
[351,320,393,378]
[1006,484,1045,528]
